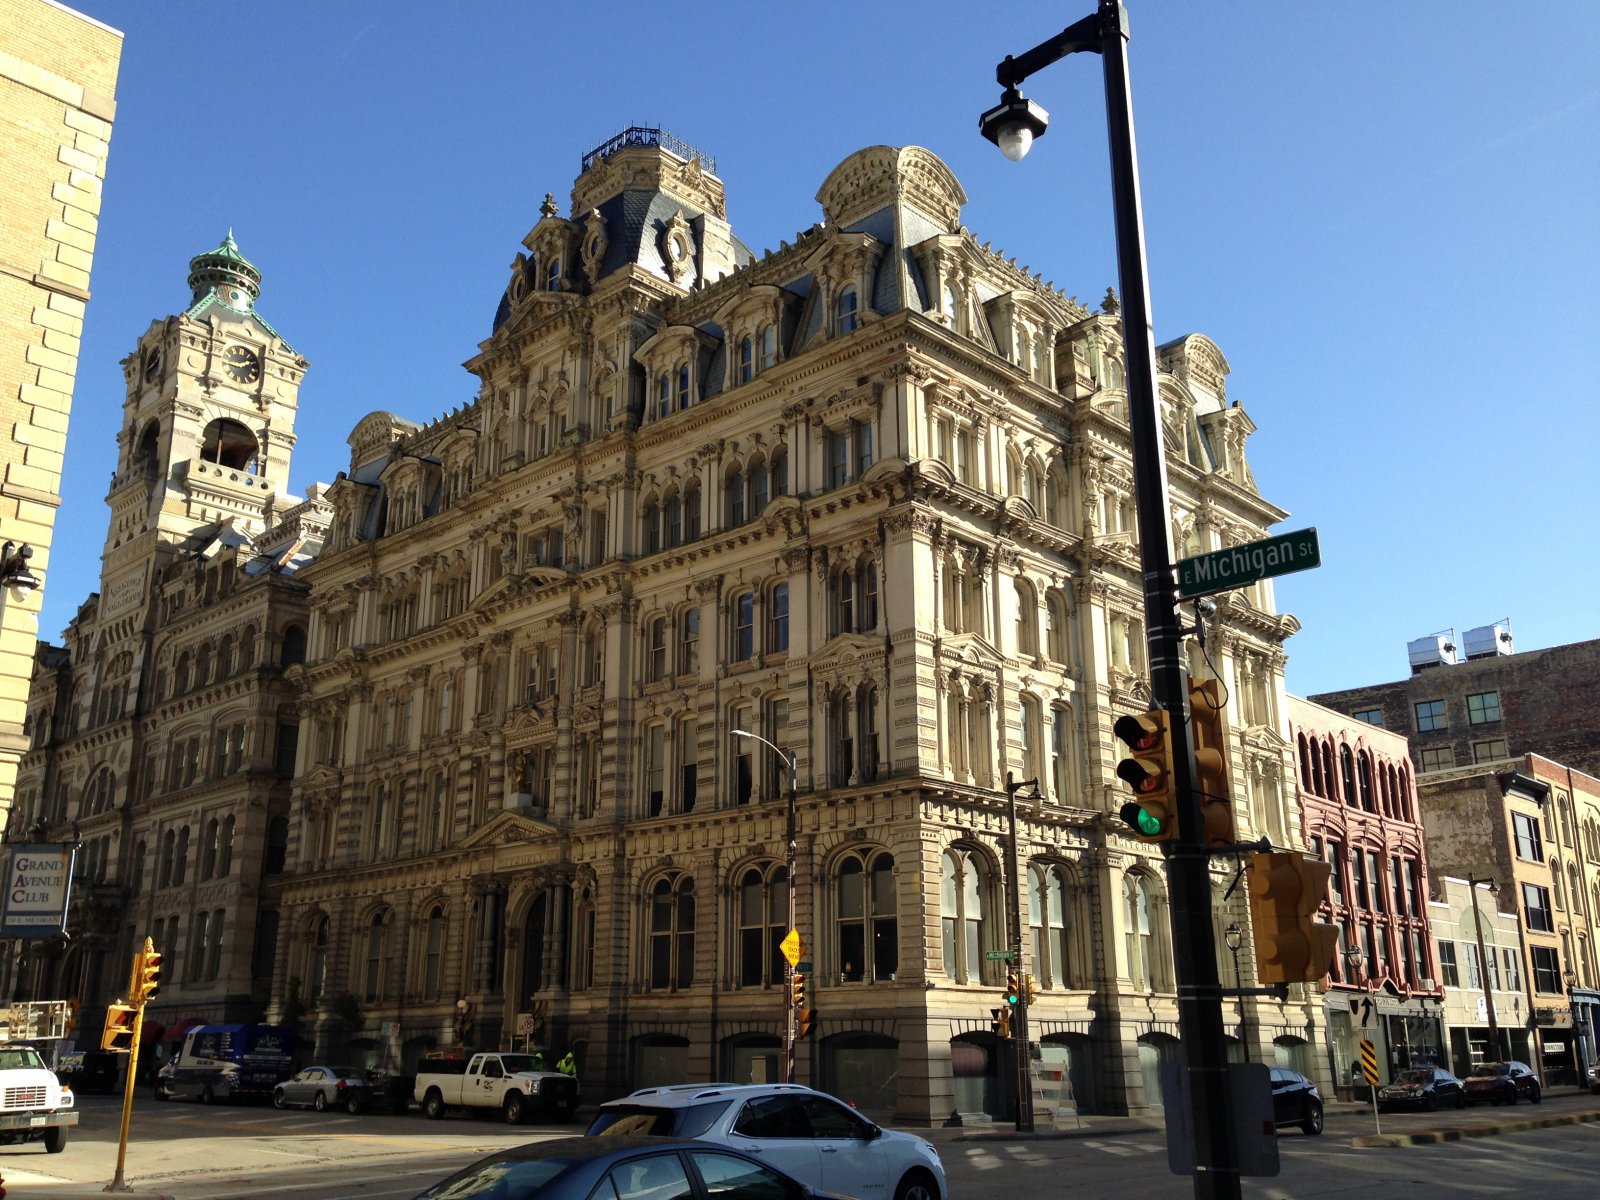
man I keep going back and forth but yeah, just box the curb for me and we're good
[1351,1107,1600,1147]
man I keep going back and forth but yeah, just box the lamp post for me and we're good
[733,729,799,1083]
[1465,875,1501,1062]
[1563,970,1583,1084]
[979,5,1238,1196]
[1004,774,1041,1133]
[1225,923,1247,1062]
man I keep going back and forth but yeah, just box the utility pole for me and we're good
[1005,774,1038,1132]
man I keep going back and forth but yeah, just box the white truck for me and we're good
[0,1041,77,1153]
[414,1051,577,1124]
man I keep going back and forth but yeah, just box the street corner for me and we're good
[1351,1107,1600,1148]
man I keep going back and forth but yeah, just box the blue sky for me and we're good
[46,1,1600,694]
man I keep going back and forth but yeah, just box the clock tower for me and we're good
[99,233,307,622]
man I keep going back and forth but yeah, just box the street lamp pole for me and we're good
[734,729,800,1083]
[1005,774,1040,1132]
[979,5,1238,1197]
[1225,923,1247,1062]
[1465,876,1501,1061]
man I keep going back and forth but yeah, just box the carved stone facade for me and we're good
[7,236,331,1037]
[269,133,1308,1124]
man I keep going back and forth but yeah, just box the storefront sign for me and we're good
[0,844,75,938]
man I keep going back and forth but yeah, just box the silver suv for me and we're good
[587,1083,944,1200]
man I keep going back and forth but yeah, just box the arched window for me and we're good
[423,905,445,1001]
[836,286,859,334]
[1357,752,1375,811]
[199,418,259,470]
[1019,696,1044,785]
[732,592,755,662]
[173,826,191,886]
[725,466,746,527]
[202,818,219,880]
[281,624,307,667]
[648,875,695,990]
[748,459,770,516]
[641,498,661,554]
[941,848,988,983]
[1339,745,1357,807]
[828,688,855,786]
[197,644,214,687]
[365,910,391,1002]
[240,626,257,668]
[310,916,329,1001]
[573,885,596,991]
[1050,705,1073,803]
[837,850,897,983]
[656,372,671,420]
[683,481,702,541]
[643,616,668,683]
[738,337,753,384]
[264,815,288,874]
[679,607,700,675]
[1124,873,1165,991]
[736,864,789,987]
[546,255,561,292]
[219,815,235,876]
[663,491,682,548]
[767,582,789,653]
[1045,592,1067,662]
[1030,864,1073,988]
[582,620,604,687]
[758,324,777,371]
[1015,579,1039,657]
[676,365,690,410]
[176,651,192,694]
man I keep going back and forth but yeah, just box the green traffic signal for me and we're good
[1120,801,1163,837]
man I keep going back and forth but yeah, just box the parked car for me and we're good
[1587,1061,1600,1095]
[1378,1066,1467,1112]
[587,1083,944,1200]
[56,1049,120,1096]
[1463,1061,1541,1106]
[274,1066,375,1114]
[1268,1067,1322,1135]
[414,1135,846,1200]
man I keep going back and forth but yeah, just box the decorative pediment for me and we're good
[456,807,559,849]
[809,632,884,678]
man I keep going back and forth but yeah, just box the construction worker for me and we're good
[557,1049,577,1077]
[531,1049,547,1070]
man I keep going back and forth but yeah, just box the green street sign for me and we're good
[796,961,813,974]
[985,950,1015,962]
[1177,527,1321,599]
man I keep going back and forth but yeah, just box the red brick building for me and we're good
[1287,696,1443,1091]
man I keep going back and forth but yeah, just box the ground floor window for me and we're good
[634,1034,689,1089]
[950,1036,999,1119]
[823,1033,898,1117]
[1040,1033,1096,1116]
[1137,1034,1179,1110]
[1272,1035,1311,1076]
[724,1035,781,1087]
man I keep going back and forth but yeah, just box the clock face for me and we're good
[223,345,260,384]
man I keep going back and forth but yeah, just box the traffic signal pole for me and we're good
[1094,7,1240,1196]
[1004,776,1036,1132]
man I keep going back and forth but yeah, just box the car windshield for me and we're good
[415,1158,572,1199]
[0,1047,44,1070]
[1397,1069,1433,1084]
[1469,1065,1504,1078]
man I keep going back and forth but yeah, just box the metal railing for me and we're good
[581,127,716,175]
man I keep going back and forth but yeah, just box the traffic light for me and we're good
[1024,974,1037,1005]
[1189,679,1235,847]
[133,948,162,1005]
[792,971,811,1038]
[101,1002,138,1052]
[990,1007,1012,1038]
[1113,708,1176,841]
[1003,971,1021,1007]
[1246,851,1340,983]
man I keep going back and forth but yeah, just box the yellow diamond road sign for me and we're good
[780,930,804,967]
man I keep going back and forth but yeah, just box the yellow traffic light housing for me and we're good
[991,1006,1012,1038]
[1246,852,1340,983]
[133,947,163,1006]
[1024,974,1037,1005]
[101,1002,138,1052]
[1114,708,1176,841]
[1003,971,1021,1007]
[792,971,811,1037]
[1189,679,1235,847]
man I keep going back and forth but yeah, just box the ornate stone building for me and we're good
[6,235,331,1037]
[272,130,1311,1125]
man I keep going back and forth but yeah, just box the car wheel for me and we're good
[1301,1099,1323,1136]
[273,1089,287,1110]
[1455,1091,1467,1110]
[423,1090,446,1120]
[154,1084,169,1102]
[504,1093,527,1125]
[894,1169,940,1200]
[43,1125,67,1154]
[201,1084,215,1106]
[313,1091,327,1112]
[1504,1087,1516,1105]
[1529,1085,1541,1105]
[1424,1092,1437,1112]
[347,1093,364,1115]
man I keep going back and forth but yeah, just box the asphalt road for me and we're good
[3,1089,1597,1199]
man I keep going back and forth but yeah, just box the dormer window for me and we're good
[738,338,753,384]
[944,284,961,329]
[837,286,859,334]
[759,324,777,371]
[676,365,691,411]
[546,255,562,292]
[657,373,671,420]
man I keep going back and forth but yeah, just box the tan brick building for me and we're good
[0,0,120,828]
[271,131,1312,1124]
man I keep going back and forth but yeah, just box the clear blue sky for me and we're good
[46,1,1600,694]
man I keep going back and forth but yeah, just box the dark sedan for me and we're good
[1377,1066,1467,1112]
[413,1135,843,1200]
[1464,1061,1541,1106]
[1268,1067,1323,1135]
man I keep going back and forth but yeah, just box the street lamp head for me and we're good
[1343,944,1362,976]
[1224,922,1242,952]
[979,87,1050,161]
[731,729,752,739]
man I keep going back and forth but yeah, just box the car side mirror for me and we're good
[862,1122,882,1140]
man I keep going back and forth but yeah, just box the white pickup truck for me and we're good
[0,1042,77,1153]
[414,1052,577,1124]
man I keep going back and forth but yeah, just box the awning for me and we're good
[161,1017,205,1043]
